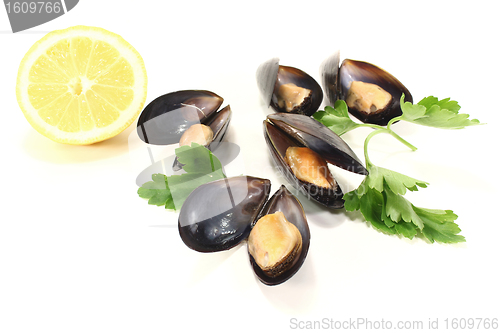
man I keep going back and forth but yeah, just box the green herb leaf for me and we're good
[175,143,223,174]
[137,173,172,207]
[343,190,361,211]
[137,143,226,211]
[393,221,418,240]
[400,95,481,129]
[358,187,384,228]
[344,165,465,243]
[365,166,428,195]
[313,100,360,136]
[383,184,424,230]
[416,207,465,243]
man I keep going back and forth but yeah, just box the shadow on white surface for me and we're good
[149,224,177,228]
[342,209,366,225]
[22,125,134,164]
[185,246,241,286]
[301,197,347,229]
[257,253,318,313]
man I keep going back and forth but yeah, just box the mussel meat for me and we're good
[264,113,368,208]
[321,51,413,125]
[248,211,302,278]
[256,58,323,116]
[178,176,310,285]
[248,185,310,285]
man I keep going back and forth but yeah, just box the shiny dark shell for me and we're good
[321,53,413,126]
[178,176,271,252]
[205,105,232,152]
[249,185,310,286]
[320,51,341,106]
[264,113,367,208]
[256,58,323,116]
[137,90,223,145]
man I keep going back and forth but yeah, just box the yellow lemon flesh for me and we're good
[16,26,147,144]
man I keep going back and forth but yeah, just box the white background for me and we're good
[1,1,499,332]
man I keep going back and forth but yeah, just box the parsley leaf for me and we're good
[383,185,424,230]
[137,143,226,210]
[137,173,173,207]
[344,165,465,243]
[416,207,464,244]
[399,95,481,129]
[393,221,418,240]
[364,166,428,195]
[312,100,360,136]
[358,188,396,235]
[175,143,223,174]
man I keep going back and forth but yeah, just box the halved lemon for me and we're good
[16,25,147,144]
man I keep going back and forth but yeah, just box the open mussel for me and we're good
[248,185,310,285]
[136,90,230,145]
[256,58,323,116]
[264,113,368,208]
[321,51,412,125]
[178,176,310,285]
[172,104,232,170]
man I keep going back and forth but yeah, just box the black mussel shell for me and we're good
[256,57,280,108]
[249,185,310,286]
[205,105,232,152]
[178,176,271,252]
[264,113,367,208]
[339,59,412,125]
[320,51,341,106]
[137,90,223,145]
[256,58,323,116]
[321,54,413,126]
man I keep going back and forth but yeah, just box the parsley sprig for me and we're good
[313,96,481,243]
[138,143,225,210]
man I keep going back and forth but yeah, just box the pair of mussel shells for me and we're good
[136,90,232,169]
[256,52,413,125]
[264,113,367,209]
[178,177,310,286]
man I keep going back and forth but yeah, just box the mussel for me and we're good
[136,90,231,146]
[136,90,232,171]
[248,185,310,285]
[172,104,231,171]
[264,113,368,208]
[256,58,323,116]
[321,51,412,125]
[178,176,310,285]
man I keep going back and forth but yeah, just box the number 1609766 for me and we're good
[5,1,62,14]
[444,318,498,330]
